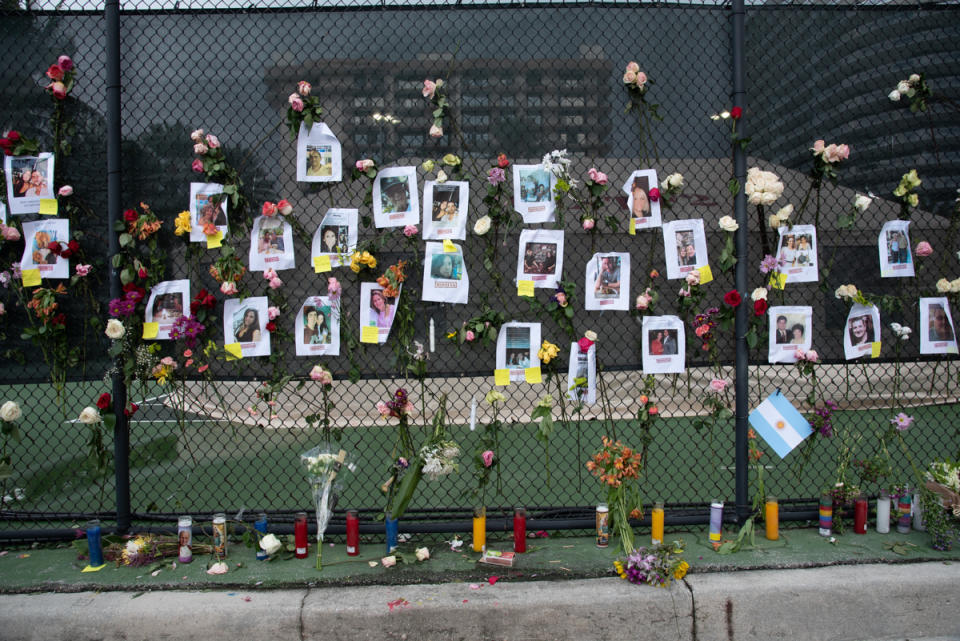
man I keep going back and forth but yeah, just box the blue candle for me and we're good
[86,519,103,566]
[254,513,268,561]
[385,513,399,554]
[709,501,723,543]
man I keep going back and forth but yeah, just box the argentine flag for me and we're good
[748,391,813,459]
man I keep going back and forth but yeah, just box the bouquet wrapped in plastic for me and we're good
[301,446,352,569]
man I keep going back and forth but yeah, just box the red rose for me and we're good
[731,106,743,119]
[68,240,79,253]
[123,208,138,223]
[6,130,20,142]
[52,313,67,326]
[124,402,138,418]
[753,299,767,317]
[723,290,742,307]
[648,187,661,202]
[47,241,62,256]
[648,406,659,416]
[497,153,509,168]
[137,267,147,279]
[265,321,277,332]
[46,64,65,81]
[96,392,112,410]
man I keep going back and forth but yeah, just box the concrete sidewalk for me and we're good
[1,562,958,640]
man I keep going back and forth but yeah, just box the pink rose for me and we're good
[823,144,846,163]
[0,302,4,316]
[709,378,727,393]
[422,79,437,99]
[836,144,850,160]
[2,226,21,242]
[327,277,342,298]
[310,365,332,383]
[261,201,277,217]
[191,158,204,173]
[626,61,640,74]
[263,268,278,280]
[465,330,476,342]
[193,142,208,155]
[587,168,608,185]
[811,139,825,155]
[678,287,690,298]
[220,281,238,295]
[46,64,64,81]
[623,70,637,85]
[582,218,595,230]
[685,271,701,286]
[205,134,220,149]
[269,277,283,289]
[190,128,204,143]
[288,94,304,112]
[75,264,91,277]
[58,185,73,197]
[805,350,818,362]
[47,81,66,100]
[635,292,651,311]
[554,292,567,307]
[355,159,374,171]
[635,71,647,86]
[58,55,74,71]
[376,401,390,417]
[403,224,418,237]
[481,450,494,467]
[429,124,443,138]
[915,241,933,257]
[297,80,311,96]
[267,306,280,320]
[277,199,292,216]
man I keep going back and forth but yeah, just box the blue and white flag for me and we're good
[748,391,813,459]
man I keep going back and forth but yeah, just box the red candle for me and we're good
[346,509,359,556]
[513,507,527,553]
[294,511,308,559]
[854,498,867,534]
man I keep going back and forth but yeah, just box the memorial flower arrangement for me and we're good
[376,260,407,298]
[587,436,644,555]
[744,167,784,256]
[920,459,960,550]
[19,283,77,399]
[44,55,76,158]
[285,80,324,140]
[622,61,661,165]
[888,73,931,113]
[301,446,349,569]
[614,541,688,588]
[716,215,738,273]
[77,393,115,507]
[658,173,685,210]
[541,148,574,228]
[523,279,577,342]
[530,392,557,486]
[208,246,247,297]
[0,129,39,157]
[838,193,872,230]
[189,129,247,226]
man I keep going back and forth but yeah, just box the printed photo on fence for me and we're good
[422,241,469,304]
[662,219,708,280]
[189,182,228,243]
[920,297,958,355]
[20,218,69,279]
[776,224,818,284]
[359,282,399,343]
[372,166,419,228]
[622,169,661,231]
[585,252,630,311]
[249,215,295,271]
[642,315,685,374]
[224,296,270,358]
[4,153,55,215]
[516,229,564,290]
[296,296,340,357]
[422,180,468,240]
[496,322,541,382]
[296,122,342,183]
[310,208,357,269]
[512,164,556,224]
[878,219,914,278]
[768,305,812,363]
[567,342,596,404]
[843,303,880,360]
[145,279,190,340]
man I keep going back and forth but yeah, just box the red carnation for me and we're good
[123,208,138,223]
[61,239,79,259]
[648,187,661,202]
[731,106,743,119]
[96,392,112,410]
[753,299,767,317]
[47,241,62,256]
[265,321,277,332]
[6,130,20,143]
[723,290,742,307]
[124,402,138,418]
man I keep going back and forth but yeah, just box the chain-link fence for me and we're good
[0,0,958,540]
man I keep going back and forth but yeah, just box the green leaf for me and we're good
[727,178,740,197]
[102,413,116,431]
[118,233,134,248]
[0,462,12,480]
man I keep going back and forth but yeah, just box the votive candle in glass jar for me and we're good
[254,512,268,561]
[177,516,193,563]
[86,519,103,567]
[513,507,527,553]
[853,498,867,534]
[764,497,779,541]
[472,507,486,552]
[651,502,665,545]
[294,512,308,559]
[345,509,359,556]
[876,491,891,534]
[212,512,227,558]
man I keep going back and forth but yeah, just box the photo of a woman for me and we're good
[779,235,797,267]
[320,226,341,254]
[430,253,461,280]
[649,330,664,355]
[790,323,805,345]
[631,176,650,218]
[234,308,262,343]
[302,305,330,344]
[795,235,813,267]
[369,290,393,328]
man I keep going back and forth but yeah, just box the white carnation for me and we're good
[776,204,793,222]
[78,406,101,425]
[661,173,684,190]
[951,278,960,293]
[909,74,920,83]
[750,287,768,302]
[0,401,22,422]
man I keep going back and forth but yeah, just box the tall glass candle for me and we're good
[897,493,912,534]
[764,497,779,541]
[854,498,867,534]
[912,493,925,532]
[346,509,359,556]
[86,519,103,567]
[651,502,665,545]
[254,513,268,561]
[876,492,891,534]
[472,507,486,552]
[709,501,723,543]
[513,507,527,553]
[177,516,193,563]
[818,494,832,536]
[596,503,610,548]
[385,513,398,554]
[294,511,308,559]
[212,512,227,558]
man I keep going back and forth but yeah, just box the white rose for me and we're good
[259,533,283,556]
[661,173,683,190]
[776,204,793,222]
[718,215,738,232]
[0,401,22,422]
[888,90,901,102]
[768,214,781,229]
[436,170,448,184]
[936,278,951,293]
[78,406,101,425]
[853,194,872,213]
[750,287,768,302]
[951,278,960,293]
[105,319,125,340]
[890,322,902,333]
[473,215,491,236]
[897,80,911,95]
[415,547,430,561]
[745,168,784,207]
[909,74,920,83]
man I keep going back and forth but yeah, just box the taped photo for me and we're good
[311,208,358,269]
[920,297,958,355]
[642,315,685,374]
[496,322,542,382]
[224,296,271,358]
[145,279,190,340]
[373,166,419,228]
[20,218,69,279]
[776,224,818,284]
[768,305,812,363]
[4,153,54,215]
[422,180,468,240]
[295,296,340,357]
[189,182,228,243]
[662,219,708,280]
[296,122,342,183]
[249,215,295,271]
[878,220,914,278]
[359,281,400,344]
[585,252,630,311]
[843,303,880,360]
[512,164,555,224]
[622,169,661,231]
[422,241,469,304]
[516,228,564,290]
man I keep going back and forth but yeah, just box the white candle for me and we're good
[469,396,477,431]
[429,318,435,352]
[876,495,891,534]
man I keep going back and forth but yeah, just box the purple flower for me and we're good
[0,271,9,288]
[488,168,506,185]
[108,297,137,318]
[169,315,206,348]
[890,412,913,431]
[10,262,21,279]
[759,254,778,274]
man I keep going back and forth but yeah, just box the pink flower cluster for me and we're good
[709,378,728,393]
[0,224,21,242]
[45,55,74,100]
[587,167,608,185]
[261,200,292,217]
[811,140,850,163]
[264,268,283,290]
[795,349,819,362]
[309,365,333,385]
[403,224,418,238]
[355,159,375,172]
[582,218,595,230]
[622,61,647,88]
[915,241,933,257]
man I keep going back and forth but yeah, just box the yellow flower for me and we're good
[613,560,627,579]
[174,210,192,236]
[446,331,456,339]
[538,340,559,363]
[673,561,689,580]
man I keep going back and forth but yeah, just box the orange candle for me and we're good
[765,496,779,540]
[472,507,486,552]
[651,502,665,544]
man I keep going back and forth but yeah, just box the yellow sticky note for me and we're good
[224,343,243,361]
[769,272,787,290]
[21,269,41,287]
[38,199,58,215]
[360,325,380,344]
[524,366,542,384]
[870,342,882,358]
[443,239,457,253]
[698,265,714,285]
[628,218,636,236]
[81,563,107,573]
[313,255,332,273]
[206,231,223,249]
[142,322,159,339]
[494,368,511,386]
[517,280,535,297]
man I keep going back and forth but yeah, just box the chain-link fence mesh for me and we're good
[0,1,958,538]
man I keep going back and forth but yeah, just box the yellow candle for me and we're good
[651,502,665,544]
[765,497,779,540]
[472,508,486,552]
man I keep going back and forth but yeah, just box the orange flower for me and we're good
[748,428,757,440]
